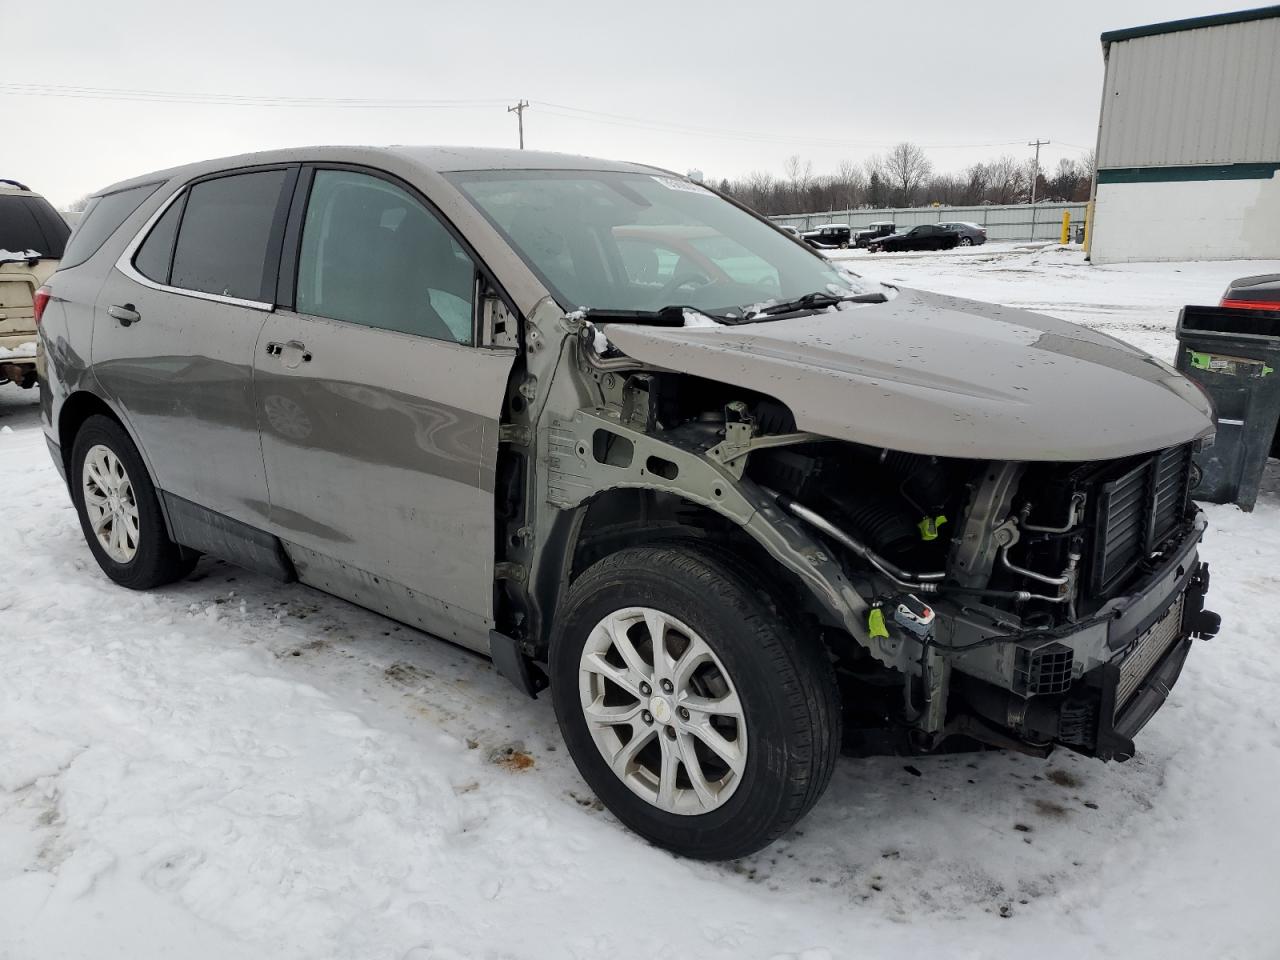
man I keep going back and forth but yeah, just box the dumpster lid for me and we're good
[1178,305,1280,343]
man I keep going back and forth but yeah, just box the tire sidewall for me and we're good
[70,416,171,588]
[550,550,809,854]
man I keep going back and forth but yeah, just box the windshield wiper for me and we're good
[575,306,737,327]
[746,290,888,320]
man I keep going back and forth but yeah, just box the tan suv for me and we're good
[1,179,70,388]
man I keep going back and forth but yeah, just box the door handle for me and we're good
[108,303,140,327]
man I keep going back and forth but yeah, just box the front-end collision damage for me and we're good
[493,300,1219,762]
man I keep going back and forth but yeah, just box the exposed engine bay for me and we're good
[515,330,1222,763]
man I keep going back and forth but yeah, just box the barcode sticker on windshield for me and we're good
[651,175,712,195]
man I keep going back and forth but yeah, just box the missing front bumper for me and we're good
[956,563,1218,761]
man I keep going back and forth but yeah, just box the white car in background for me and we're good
[1,179,70,388]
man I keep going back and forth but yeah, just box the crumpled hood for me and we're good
[601,287,1214,461]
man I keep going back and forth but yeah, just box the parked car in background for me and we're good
[854,221,896,248]
[800,223,852,248]
[40,146,1219,860]
[1220,273,1280,310]
[868,223,961,253]
[936,221,987,246]
[0,180,70,389]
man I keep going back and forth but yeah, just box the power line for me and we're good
[0,80,1059,156]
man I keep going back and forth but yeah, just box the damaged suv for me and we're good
[39,148,1220,860]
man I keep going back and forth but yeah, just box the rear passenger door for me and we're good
[92,166,296,529]
[254,166,516,646]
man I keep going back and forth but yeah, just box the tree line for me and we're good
[713,143,1095,216]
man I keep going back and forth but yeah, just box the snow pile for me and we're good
[0,342,37,359]
[2,249,1280,958]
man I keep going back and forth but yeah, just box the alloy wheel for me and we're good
[81,443,140,563]
[578,606,747,815]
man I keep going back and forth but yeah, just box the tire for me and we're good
[550,544,840,859]
[70,415,197,589]
[839,241,849,249]
[959,236,973,246]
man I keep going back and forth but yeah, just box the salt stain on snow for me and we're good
[2,247,1280,959]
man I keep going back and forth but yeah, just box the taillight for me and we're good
[33,285,51,325]
[1220,297,1280,311]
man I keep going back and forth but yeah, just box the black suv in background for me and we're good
[800,224,851,248]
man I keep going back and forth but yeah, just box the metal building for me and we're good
[1089,5,1280,263]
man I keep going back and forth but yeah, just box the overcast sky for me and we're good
[1,0,1246,207]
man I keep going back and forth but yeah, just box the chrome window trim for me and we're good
[114,184,274,312]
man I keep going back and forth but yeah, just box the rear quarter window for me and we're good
[61,182,162,269]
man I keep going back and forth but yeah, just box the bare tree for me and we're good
[988,154,1026,204]
[882,142,932,206]
[783,154,813,211]
[964,163,991,205]
[834,159,866,210]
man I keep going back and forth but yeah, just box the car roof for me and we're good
[88,145,672,198]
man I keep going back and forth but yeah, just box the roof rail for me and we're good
[0,178,32,191]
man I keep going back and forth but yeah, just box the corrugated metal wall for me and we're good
[769,203,1087,242]
[1098,16,1280,168]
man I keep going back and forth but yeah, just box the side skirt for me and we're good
[161,492,296,582]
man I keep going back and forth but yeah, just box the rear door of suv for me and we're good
[253,165,516,643]
[92,165,296,529]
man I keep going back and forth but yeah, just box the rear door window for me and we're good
[133,194,185,284]
[170,169,289,302]
[60,182,160,268]
[295,169,475,345]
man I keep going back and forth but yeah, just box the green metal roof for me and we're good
[1101,4,1280,46]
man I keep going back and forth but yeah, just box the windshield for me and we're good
[447,170,879,317]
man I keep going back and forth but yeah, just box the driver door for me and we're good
[254,166,516,648]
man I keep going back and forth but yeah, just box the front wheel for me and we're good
[551,544,840,859]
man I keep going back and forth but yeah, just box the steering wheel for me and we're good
[653,271,713,306]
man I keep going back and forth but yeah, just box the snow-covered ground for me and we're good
[2,247,1279,960]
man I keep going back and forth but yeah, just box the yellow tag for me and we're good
[868,607,889,639]
[918,514,948,541]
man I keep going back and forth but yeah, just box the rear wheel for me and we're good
[70,415,197,589]
[959,236,973,246]
[551,544,840,859]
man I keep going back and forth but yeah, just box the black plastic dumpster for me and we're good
[1175,304,1280,512]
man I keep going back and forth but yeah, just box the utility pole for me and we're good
[1027,139,1049,204]
[508,100,529,150]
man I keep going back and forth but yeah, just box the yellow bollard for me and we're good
[1084,200,1094,252]
[1061,210,1071,245]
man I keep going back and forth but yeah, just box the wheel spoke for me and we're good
[605,613,652,682]
[679,690,743,722]
[611,727,655,777]
[685,718,746,775]
[583,696,643,728]
[656,736,680,808]
[671,635,714,692]
[646,609,673,683]
[582,651,645,701]
[676,731,717,808]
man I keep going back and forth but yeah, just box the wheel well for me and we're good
[546,487,828,645]
[57,392,121,480]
